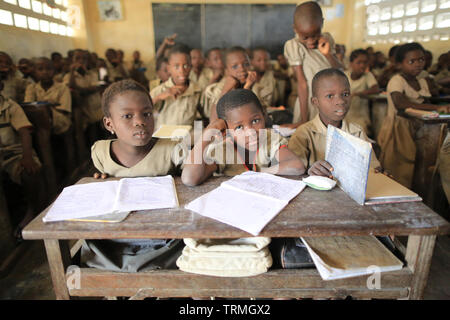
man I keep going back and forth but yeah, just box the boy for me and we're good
[149,57,170,91]
[0,52,29,103]
[250,47,279,108]
[205,47,224,86]
[288,68,381,176]
[105,48,128,82]
[283,1,343,128]
[189,49,210,91]
[150,44,202,128]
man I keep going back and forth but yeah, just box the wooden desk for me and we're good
[22,177,450,300]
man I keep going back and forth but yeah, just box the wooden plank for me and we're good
[44,240,72,300]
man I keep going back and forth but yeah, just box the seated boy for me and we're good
[0,52,29,103]
[189,48,211,91]
[250,47,279,109]
[150,57,170,91]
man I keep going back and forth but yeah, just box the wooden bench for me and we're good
[23,176,450,300]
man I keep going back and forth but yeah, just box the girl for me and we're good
[344,49,380,137]
[378,43,450,188]
[182,89,305,186]
[82,79,186,272]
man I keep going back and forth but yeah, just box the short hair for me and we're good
[395,42,424,63]
[156,56,168,71]
[205,47,221,59]
[294,1,323,25]
[35,57,53,67]
[0,52,13,65]
[216,89,264,120]
[51,52,62,60]
[223,46,248,66]
[388,45,400,58]
[349,49,369,62]
[250,47,268,59]
[167,43,191,61]
[311,68,349,97]
[101,79,151,117]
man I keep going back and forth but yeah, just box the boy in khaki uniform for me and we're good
[24,58,72,135]
[150,44,202,128]
[250,48,279,108]
[189,49,212,92]
[0,52,29,103]
[149,57,170,92]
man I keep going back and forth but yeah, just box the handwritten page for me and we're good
[325,125,372,205]
[185,172,306,235]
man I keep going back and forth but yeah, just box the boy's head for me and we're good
[156,57,170,82]
[51,52,63,71]
[293,1,324,49]
[395,42,425,77]
[105,48,117,64]
[0,52,14,79]
[102,79,154,147]
[133,50,140,61]
[18,58,35,77]
[167,43,192,86]
[217,89,265,150]
[349,49,369,76]
[34,57,54,83]
[73,49,88,69]
[224,46,251,84]
[205,48,224,71]
[277,53,288,69]
[251,47,270,74]
[190,49,204,71]
[311,68,351,126]
[388,45,400,63]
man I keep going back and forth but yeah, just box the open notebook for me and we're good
[185,171,306,236]
[152,125,192,139]
[301,236,403,281]
[43,176,179,223]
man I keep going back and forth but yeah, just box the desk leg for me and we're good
[44,240,71,300]
[405,235,436,300]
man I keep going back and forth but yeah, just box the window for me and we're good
[13,13,27,28]
[27,16,38,30]
[0,9,13,25]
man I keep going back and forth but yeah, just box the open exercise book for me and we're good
[325,125,421,205]
[42,176,179,223]
[301,236,403,280]
[152,125,192,139]
[185,171,306,236]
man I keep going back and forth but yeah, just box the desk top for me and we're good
[22,176,450,240]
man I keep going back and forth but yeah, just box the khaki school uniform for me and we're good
[288,114,381,170]
[0,95,41,184]
[81,137,187,272]
[284,33,336,123]
[434,69,450,84]
[149,78,162,92]
[440,131,450,203]
[201,77,226,119]
[205,130,288,176]
[63,70,102,128]
[189,67,213,92]
[345,70,378,136]
[106,61,128,82]
[377,74,431,188]
[1,74,29,103]
[252,70,279,108]
[150,78,202,129]
[24,82,72,135]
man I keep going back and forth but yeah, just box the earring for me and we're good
[111,131,115,135]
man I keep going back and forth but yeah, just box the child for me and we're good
[150,44,202,128]
[204,47,224,86]
[51,52,65,83]
[82,79,186,272]
[344,49,380,136]
[182,89,305,186]
[288,68,381,176]
[189,48,210,91]
[283,1,343,128]
[17,58,37,83]
[149,57,170,91]
[377,43,450,188]
[105,48,128,82]
[0,52,28,103]
[0,81,43,240]
[377,45,400,89]
[250,47,279,108]
[24,58,72,135]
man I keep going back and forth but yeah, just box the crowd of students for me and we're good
[1,1,449,288]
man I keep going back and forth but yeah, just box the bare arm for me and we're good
[391,91,450,112]
[260,147,306,176]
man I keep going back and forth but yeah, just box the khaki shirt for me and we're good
[201,77,226,119]
[106,61,128,82]
[0,95,32,148]
[150,78,202,128]
[0,74,29,103]
[91,138,187,178]
[205,129,288,176]
[149,78,163,92]
[189,67,213,92]
[252,70,278,108]
[288,114,381,170]
[284,33,336,122]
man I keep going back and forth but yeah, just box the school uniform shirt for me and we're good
[91,138,187,178]
[189,67,213,92]
[344,70,378,135]
[284,32,336,123]
[204,130,288,176]
[201,77,226,119]
[0,74,29,103]
[252,70,279,108]
[106,60,128,82]
[377,74,431,188]
[434,69,449,84]
[149,78,163,92]
[24,82,72,135]
[150,78,202,128]
[63,70,102,127]
[0,95,40,184]
[288,114,381,170]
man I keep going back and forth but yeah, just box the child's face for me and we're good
[251,50,269,74]
[104,91,154,148]
[133,51,140,61]
[190,50,204,70]
[0,54,12,77]
[312,75,351,126]
[168,53,191,86]
[157,61,170,82]
[73,51,88,68]
[350,54,369,76]
[277,54,288,69]
[294,20,323,49]
[226,51,251,84]
[35,60,54,82]
[207,50,224,70]
[225,103,265,151]
[400,50,426,77]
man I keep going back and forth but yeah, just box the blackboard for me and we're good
[152,3,296,58]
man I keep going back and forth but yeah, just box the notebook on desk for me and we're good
[152,125,192,139]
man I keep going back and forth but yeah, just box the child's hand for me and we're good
[164,33,177,46]
[437,105,450,113]
[204,119,228,140]
[318,36,331,56]
[93,172,108,179]
[244,71,257,89]
[223,75,241,90]
[158,86,186,101]
[308,160,334,178]
[20,157,40,175]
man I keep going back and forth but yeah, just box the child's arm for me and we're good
[151,86,186,105]
[260,146,306,176]
[181,119,226,186]
[308,160,333,178]
[281,65,309,129]
[155,34,177,60]
[353,84,380,97]
[391,92,450,113]
[318,36,344,70]
[18,126,40,175]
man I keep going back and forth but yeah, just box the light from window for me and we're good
[367,5,380,22]
[404,17,417,32]
[39,19,49,32]
[392,4,404,18]
[63,0,67,7]
[440,0,450,9]
[379,21,389,34]
[58,24,66,36]
[31,0,42,13]
[436,12,450,28]
[66,26,73,36]
[50,21,58,34]
[55,0,62,4]
[422,0,437,12]
[27,16,39,30]
[380,7,391,20]
[0,9,14,25]
[52,7,60,19]
[419,15,434,30]
[406,1,419,16]
[13,13,27,28]
[4,0,17,5]
[43,2,52,15]
[367,21,378,35]
[18,0,30,9]
[390,19,402,33]
[60,10,66,21]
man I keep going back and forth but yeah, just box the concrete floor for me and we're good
[0,235,449,300]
